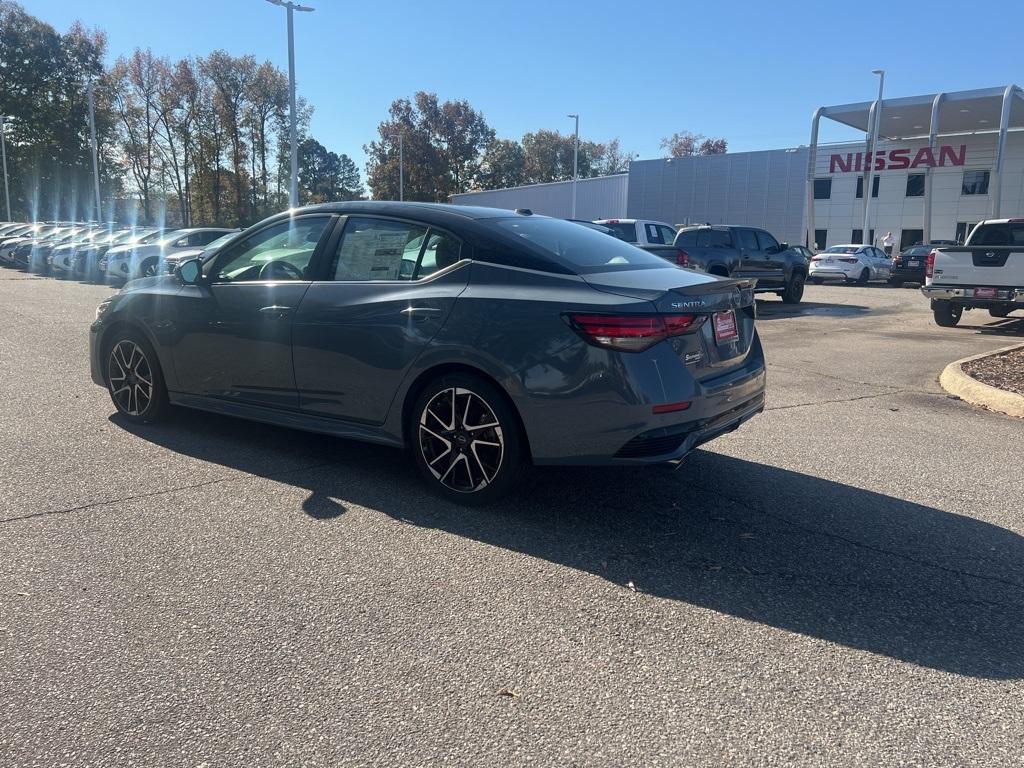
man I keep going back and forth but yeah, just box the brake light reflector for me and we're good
[925,249,937,279]
[838,258,859,264]
[676,248,689,267]
[652,401,692,414]
[567,313,699,352]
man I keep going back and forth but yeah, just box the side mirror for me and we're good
[176,257,202,285]
[778,242,789,251]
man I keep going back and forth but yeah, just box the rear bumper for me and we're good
[921,285,1024,304]
[890,266,925,282]
[809,266,853,280]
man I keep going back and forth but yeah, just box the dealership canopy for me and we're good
[807,85,1024,247]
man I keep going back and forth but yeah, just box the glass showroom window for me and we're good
[905,174,925,197]
[962,170,990,195]
[813,179,832,200]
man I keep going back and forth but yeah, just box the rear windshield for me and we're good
[903,246,930,257]
[495,217,673,273]
[824,246,859,254]
[600,222,638,243]
[970,223,1024,247]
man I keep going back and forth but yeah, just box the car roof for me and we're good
[298,201,520,224]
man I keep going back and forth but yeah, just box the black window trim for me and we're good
[320,214,468,285]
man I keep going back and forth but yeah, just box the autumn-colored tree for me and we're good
[111,49,162,224]
[204,50,256,225]
[477,139,526,190]
[365,92,493,201]
[298,138,363,203]
[245,61,288,218]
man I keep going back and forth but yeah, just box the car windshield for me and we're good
[903,246,929,257]
[825,246,859,254]
[495,217,672,273]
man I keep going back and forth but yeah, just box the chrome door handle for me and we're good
[400,306,443,315]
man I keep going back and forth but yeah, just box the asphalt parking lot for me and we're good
[1,272,1023,766]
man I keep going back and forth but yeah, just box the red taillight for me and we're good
[567,313,699,352]
[838,257,859,264]
[925,250,936,279]
[675,248,689,267]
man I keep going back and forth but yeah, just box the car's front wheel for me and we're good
[411,374,524,505]
[779,272,805,304]
[105,330,169,423]
[932,300,963,328]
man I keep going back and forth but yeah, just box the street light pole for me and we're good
[399,132,404,202]
[86,82,102,222]
[266,0,315,210]
[0,115,10,221]
[568,113,579,218]
[863,69,885,245]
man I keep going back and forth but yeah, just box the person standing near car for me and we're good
[882,231,894,256]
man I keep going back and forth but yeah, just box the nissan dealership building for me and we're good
[452,85,1024,253]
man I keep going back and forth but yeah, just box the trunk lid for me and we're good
[580,267,757,372]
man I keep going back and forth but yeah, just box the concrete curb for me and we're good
[939,343,1024,419]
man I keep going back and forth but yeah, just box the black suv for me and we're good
[674,225,810,304]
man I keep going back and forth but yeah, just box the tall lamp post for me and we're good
[567,113,579,218]
[398,132,404,202]
[862,68,885,245]
[0,114,11,221]
[266,0,315,209]
[86,82,102,222]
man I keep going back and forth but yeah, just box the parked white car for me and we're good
[104,227,236,281]
[809,244,892,285]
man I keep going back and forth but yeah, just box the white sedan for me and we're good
[809,244,892,285]
[104,227,236,281]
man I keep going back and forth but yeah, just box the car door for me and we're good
[169,214,335,409]
[735,228,767,280]
[755,229,786,286]
[292,215,470,424]
[875,247,892,278]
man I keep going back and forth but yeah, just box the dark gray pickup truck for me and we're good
[670,225,811,304]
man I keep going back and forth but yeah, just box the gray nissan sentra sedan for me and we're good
[90,202,766,504]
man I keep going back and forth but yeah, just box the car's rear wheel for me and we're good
[141,258,158,278]
[411,374,524,505]
[856,268,870,285]
[105,331,169,423]
[932,300,963,328]
[779,272,805,304]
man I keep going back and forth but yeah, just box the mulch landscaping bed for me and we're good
[962,346,1024,397]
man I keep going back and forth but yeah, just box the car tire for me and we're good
[779,272,805,304]
[932,300,963,328]
[856,268,870,285]
[887,277,902,287]
[989,306,1014,318]
[104,329,170,424]
[410,373,525,505]
[140,258,158,278]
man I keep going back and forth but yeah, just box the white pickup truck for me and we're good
[921,219,1024,327]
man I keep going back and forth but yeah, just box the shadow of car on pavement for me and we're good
[113,408,1024,681]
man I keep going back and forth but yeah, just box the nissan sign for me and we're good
[829,144,966,174]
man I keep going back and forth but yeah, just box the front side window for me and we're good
[658,225,677,244]
[331,217,428,281]
[214,216,331,282]
[737,229,759,251]
[962,170,990,195]
[755,230,779,252]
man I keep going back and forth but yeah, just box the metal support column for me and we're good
[991,85,1016,218]
[923,92,944,244]
[805,107,823,250]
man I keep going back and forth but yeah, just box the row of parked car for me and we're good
[0,220,238,282]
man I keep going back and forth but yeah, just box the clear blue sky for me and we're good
[23,0,1024,174]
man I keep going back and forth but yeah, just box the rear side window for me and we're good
[644,223,664,244]
[602,222,638,242]
[738,229,759,250]
[495,217,672,273]
[331,217,427,281]
[696,229,732,248]
[676,230,699,248]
